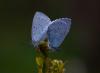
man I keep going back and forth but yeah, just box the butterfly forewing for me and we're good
[32,12,51,46]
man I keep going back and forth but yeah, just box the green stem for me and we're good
[42,57,46,73]
[43,49,48,73]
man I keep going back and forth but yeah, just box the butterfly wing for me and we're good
[32,12,51,47]
[47,18,71,49]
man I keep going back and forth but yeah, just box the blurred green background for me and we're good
[0,0,99,73]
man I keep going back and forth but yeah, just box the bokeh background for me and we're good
[0,0,99,73]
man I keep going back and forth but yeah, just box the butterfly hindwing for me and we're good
[47,18,71,49]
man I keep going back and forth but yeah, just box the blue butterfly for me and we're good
[32,11,71,50]
[32,12,51,47]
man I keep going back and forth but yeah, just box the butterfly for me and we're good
[32,11,71,50]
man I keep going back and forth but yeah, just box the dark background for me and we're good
[0,0,99,73]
